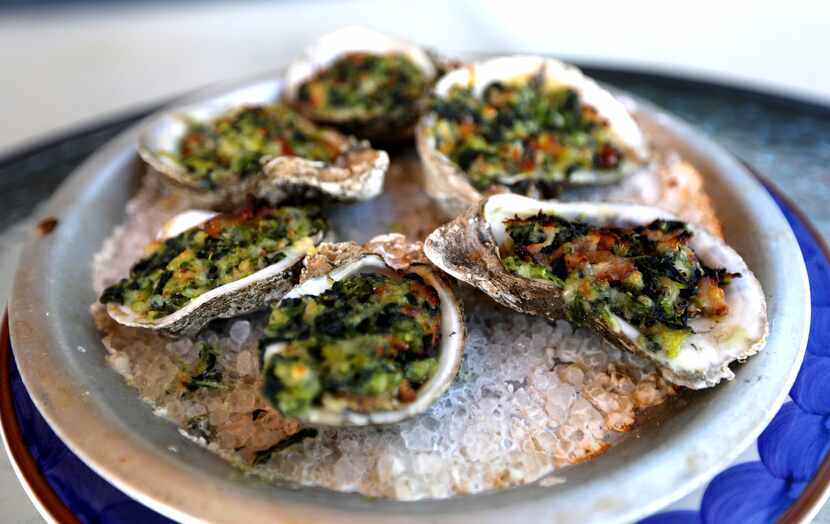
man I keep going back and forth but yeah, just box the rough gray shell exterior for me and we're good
[416,115,486,217]
[424,200,571,319]
[261,143,387,201]
[116,264,302,339]
[140,139,388,211]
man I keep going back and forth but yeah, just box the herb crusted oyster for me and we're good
[173,105,343,191]
[417,55,650,215]
[424,194,768,389]
[284,26,438,140]
[260,243,465,427]
[140,101,389,210]
[100,204,327,338]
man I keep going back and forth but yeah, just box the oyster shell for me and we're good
[102,206,327,338]
[260,240,465,426]
[139,83,389,210]
[283,26,439,140]
[417,55,650,216]
[424,194,767,389]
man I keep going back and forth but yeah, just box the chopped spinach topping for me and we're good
[430,79,625,196]
[251,428,319,466]
[100,205,326,320]
[172,104,345,190]
[501,214,738,357]
[260,272,442,419]
[297,52,428,123]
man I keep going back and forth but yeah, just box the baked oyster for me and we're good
[424,194,767,389]
[100,204,327,337]
[284,26,439,140]
[260,241,464,426]
[417,55,650,216]
[140,97,389,210]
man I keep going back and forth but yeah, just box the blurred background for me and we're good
[1,0,829,156]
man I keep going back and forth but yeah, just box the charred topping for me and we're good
[296,52,428,123]
[99,205,326,320]
[260,272,441,419]
[171,104,346,190]
[430,78,625,196]
[501,214,738,357]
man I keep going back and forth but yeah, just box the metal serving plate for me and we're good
[8,69,810,524]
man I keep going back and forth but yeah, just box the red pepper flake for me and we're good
[203,207,255,237]
[510,144,523,162]
[460,122,477,138]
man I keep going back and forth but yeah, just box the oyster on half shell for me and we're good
[260,238,465,426]
[417,55,650,216]
[100,205,328,338]
[424,194,768,389]
[139,87,389,210]
[284,26,440,141]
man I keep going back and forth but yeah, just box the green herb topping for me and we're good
[296,52,428,123]
[261,271,442,419]
[100,206,326,320]
[501,214,738,357]
[173,105,345,190]
[431,79,626,196]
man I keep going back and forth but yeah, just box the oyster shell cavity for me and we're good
[139,80,283,184]
[426,194,768,389]
[284,26,437,101]
[283,26,438,140]
[433,56,647,160]
[261,252,465,427]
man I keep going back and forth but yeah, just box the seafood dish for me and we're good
[84,27,772,501]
